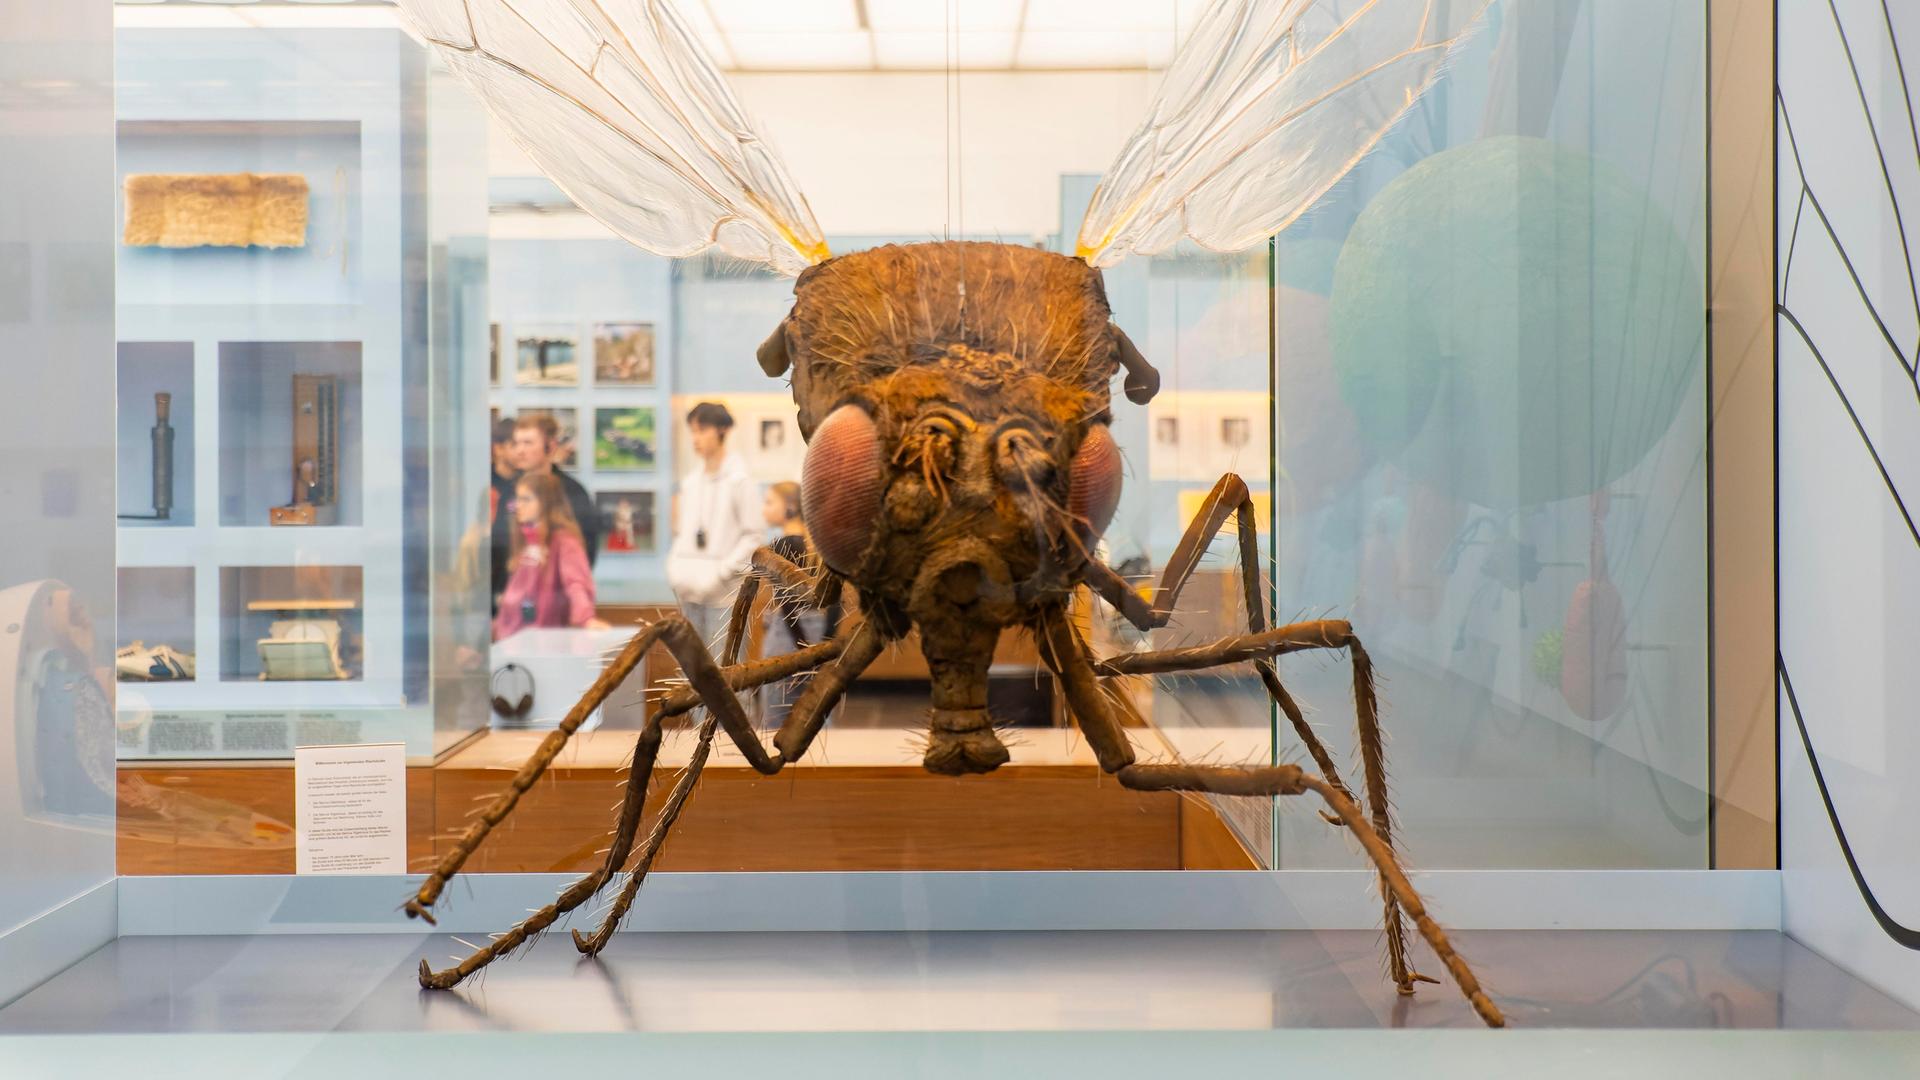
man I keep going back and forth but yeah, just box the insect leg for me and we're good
[1294,773,1503,1029]
[405,623,664,922]
[576,622,884,954]
[1119,762,1504,1029]
[414,549,849,984]
[409,601,797,927]
[416,718,666,990]
[1058,614,1454,1012]
[770,619,887,764]
[1083,472,1258,632]
[570,713,720,956]
[1090,618,1420,992]
[1084,478,1361,817]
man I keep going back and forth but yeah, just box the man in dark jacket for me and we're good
[507,413,601,567]
[488,417,522,615]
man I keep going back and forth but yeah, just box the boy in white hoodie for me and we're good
[665,402,762,648]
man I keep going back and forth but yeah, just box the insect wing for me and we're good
[395,0,829,274]
[1076,0,1492,268]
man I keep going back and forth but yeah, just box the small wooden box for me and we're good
[269,503,335,527]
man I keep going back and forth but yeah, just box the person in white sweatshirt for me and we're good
[665,402,762,648]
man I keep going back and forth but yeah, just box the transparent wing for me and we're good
[396,0,828,274]
[1076,0,1492,268]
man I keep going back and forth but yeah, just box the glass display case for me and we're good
[111,23,490,761]
[3,0,1917,1068]
[94,0,1717,876]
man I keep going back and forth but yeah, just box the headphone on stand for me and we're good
[490,662,534,725]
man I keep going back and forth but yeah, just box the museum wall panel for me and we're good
[0,0,118,1006]
[1777,0,1920,1011]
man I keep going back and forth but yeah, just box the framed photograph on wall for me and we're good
[594,489,656,555]
[759,417,786,452]
[515,326,578,387]
[517,406,579,468]
[1220,416,1250,449]
[594,407,656,471]
[489,322,501,385]
[593,321,655,386]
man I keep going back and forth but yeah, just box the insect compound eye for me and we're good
[1067,424,1123,540]
[801,403,886,575]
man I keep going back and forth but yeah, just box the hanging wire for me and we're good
[943,0,952,241]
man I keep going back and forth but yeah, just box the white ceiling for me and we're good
[114,0,1212,71]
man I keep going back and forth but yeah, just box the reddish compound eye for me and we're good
[1068,424,1122,540]
[802,404,886,574]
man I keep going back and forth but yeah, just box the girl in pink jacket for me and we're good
[493,471,602,640]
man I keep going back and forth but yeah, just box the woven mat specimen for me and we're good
[123,172,309,248]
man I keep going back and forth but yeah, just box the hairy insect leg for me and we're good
[1120,762,1504,1029]
[574,621,885,954]
[571,714,718,956]
[1081,473,1360,816]
[1049,611,1451,1010]
[416,720,665,990]
[415,550,848,984]
[771,619,887,763]
[1081,472,1257,632]
[409,621,763,923]
[1089,617,1421,992]
[405,624,662,922]
[1090,475,1362,809]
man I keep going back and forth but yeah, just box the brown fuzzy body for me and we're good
[770,242,1125,774]
[783,241,1119,433]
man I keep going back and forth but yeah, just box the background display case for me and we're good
[112,25,490,761]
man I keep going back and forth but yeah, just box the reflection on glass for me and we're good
[1274,0,1708,869]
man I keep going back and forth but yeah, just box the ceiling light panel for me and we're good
[865,0,1023,32]
[705,0,862,33]
[872,30,1017,69]
[1016,29,1176,69]
[1022,0,1209,32]
[726,30,874,69]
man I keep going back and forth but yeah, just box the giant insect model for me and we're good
[396,0,1504,1027]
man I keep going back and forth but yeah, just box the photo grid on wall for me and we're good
[491,319,661,570]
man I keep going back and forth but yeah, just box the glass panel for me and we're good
[103,0,1710,891]
[0,0,118,1004]
[1272,0,1709,868]
[111,21,489,785]
[109,4,1283,879]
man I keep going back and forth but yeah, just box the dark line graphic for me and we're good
[1828,0,1920,333]
[1784,185,1807,289]
[1881,1,1920,244]
[1777,305,1920,548]
[1777,91,1918,379]
[1778,658,1920,950]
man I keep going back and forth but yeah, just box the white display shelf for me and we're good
[118,526,372,568]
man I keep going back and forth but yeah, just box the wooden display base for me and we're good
[116,727,1260,876]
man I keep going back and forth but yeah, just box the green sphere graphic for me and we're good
[1329,136,1700,508]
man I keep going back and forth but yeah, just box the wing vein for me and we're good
[397,0,827,273]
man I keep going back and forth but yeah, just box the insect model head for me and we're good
[775,243,1128,773]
